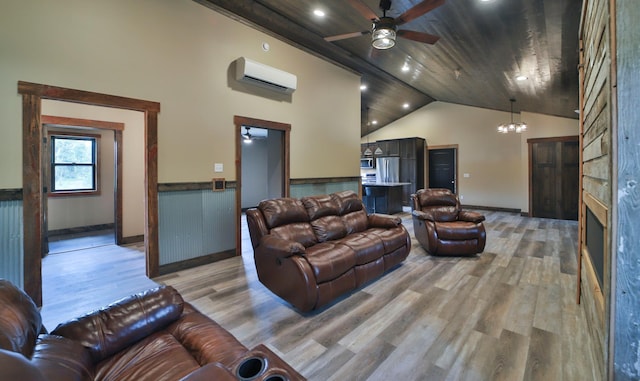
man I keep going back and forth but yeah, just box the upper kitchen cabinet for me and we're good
[374,139,400,156]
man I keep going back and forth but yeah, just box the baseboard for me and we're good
[157,249,237,275]
[121,235,144,245]
[462,205,522,214]
[48,223,114,237]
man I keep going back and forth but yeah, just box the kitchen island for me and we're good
[362,182,410,214]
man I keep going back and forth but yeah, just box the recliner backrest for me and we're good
[0,279,43,358]
[416,188,461,222]
[302,194,347,242]
[258,197,317,247]
[51,285,184,363]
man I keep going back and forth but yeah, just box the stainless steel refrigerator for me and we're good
[375,157,400,183]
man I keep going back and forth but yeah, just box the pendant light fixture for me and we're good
[363,107,373,156]
[497,99,527,134]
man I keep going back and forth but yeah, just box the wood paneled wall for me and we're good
[579,0,610,379]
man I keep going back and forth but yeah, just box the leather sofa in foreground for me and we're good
[246,190,411,312]
[0,279,304,381]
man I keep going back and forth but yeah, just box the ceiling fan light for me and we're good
[372,29,396,49]
[372,18,396,50]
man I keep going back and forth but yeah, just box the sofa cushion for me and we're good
[304,243,356,283]
[341,210,369,234]
[366,227,409,253]
[259,198,309,229]
[435,221,482,240]
[311,215,347,242]
[270,223,318,248]
[0,279,43,357]
[52,286,184,363]
[301,194,340,220]
[337,234,385,265]
[94,331,199,381]
[331,191,364,215]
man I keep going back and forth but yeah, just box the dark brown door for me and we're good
[530,136,579,220]
[429,148,456,193]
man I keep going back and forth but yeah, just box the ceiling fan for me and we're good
[325,0,444,50]
[242,127,267,143]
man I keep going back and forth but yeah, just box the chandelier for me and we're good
[497,98,527,134]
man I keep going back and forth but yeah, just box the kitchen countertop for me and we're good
[362,182,411,186]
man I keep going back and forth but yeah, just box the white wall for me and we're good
[363,102,579,212]
[42,101,145,237]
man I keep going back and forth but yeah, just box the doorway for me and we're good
[240,126,285,210]
[19,81,160,305]
[529,136,579,220]
[234,116,290,255]
[42,115,124,255]
[428,146,458,193]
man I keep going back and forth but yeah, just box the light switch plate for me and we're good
[214,163,223,172]
[463,173,470,178]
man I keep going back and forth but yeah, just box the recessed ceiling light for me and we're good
[516,75,528,81]
[403,103,410,109]
[372,120,378,125]
[313,9,325,17]
[360,84,367,91]
[401,64,410,72]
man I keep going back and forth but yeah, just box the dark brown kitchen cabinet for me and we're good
[397,138,426,205]
[374,139,400,156]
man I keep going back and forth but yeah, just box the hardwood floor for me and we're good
[41,211,599,381]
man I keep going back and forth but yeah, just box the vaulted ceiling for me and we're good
[195,0,582,136]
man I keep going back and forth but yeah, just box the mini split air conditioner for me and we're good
[234,57,297,94]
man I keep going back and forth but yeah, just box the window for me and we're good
[50,133,99,196]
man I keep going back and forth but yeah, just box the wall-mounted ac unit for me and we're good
[234,57,297,94]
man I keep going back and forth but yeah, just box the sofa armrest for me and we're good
[411,210,435,222]
[0,348,47,381]
[30,334,94,381]
[179,362,236,381]
[459,210,485,223]
[368,213,402,228]
[239,344,306,381]
[260,234,306,258]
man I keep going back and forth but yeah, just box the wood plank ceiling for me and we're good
[195,0,582,136]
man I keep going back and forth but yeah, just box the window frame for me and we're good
[49,131,101,197]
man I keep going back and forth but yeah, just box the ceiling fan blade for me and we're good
[395,0,445,26]
[397,29,440,44]
[325,31,370,42]
[347,0,380,21]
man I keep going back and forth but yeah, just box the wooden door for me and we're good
[530,136,579,220]
[429,148,456,193]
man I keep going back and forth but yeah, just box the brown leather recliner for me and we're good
[0,279,305,381]
[411,188,486,256]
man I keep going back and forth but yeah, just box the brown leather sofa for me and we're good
[411,188,486,256]
[0,279,305,381]
[246,190,411,312]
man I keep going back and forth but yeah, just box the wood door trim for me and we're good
[42,115,125,246]
[41,115,125,131]
[527,135,579,144]
[19,81,160,305]
[234,116,290,256]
